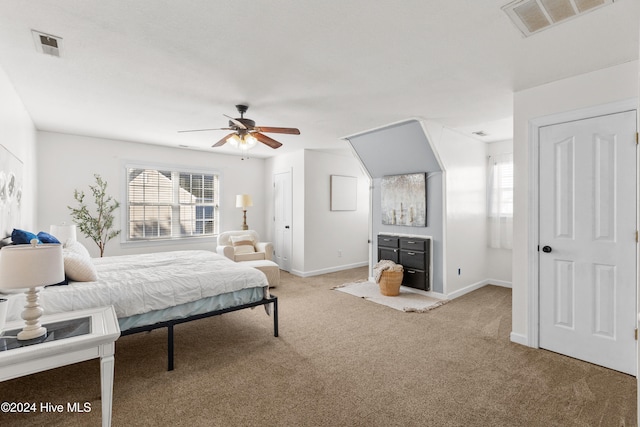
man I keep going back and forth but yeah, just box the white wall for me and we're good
[429,125,489,296]
[37,131,266,257]
[0,65,37,232]
[264,149,369,276]
[512,60,639,344]
[303,150,369,275]
[487,139,513,284]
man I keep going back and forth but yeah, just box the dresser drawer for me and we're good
[378,235,399,248]
[400,238,426,251]
[403,268,428,291]
[400,250,427,270]
[378,247,399,263]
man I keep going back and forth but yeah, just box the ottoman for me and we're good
[241,260,280,288]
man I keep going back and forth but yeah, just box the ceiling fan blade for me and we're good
[223,114,247,129]
[254,132,283,149]
[178,128,232,133]
[255,126,300,135]
[212,133,236,147]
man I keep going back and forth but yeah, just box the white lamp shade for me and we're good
[236,194,253,208]
[0,243,65,289]
[49,224,77,246]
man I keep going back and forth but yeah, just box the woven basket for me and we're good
[379,270,403,296]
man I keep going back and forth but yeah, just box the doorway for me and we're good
[273,170,292,272]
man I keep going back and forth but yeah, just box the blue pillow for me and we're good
[11,228,40,245]
[37,231,61,244]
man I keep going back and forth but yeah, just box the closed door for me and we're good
[274,171,292,272]
[539,110,637,375]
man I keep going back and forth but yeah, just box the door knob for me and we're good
[542,246,552,253]
[285,225,290,229]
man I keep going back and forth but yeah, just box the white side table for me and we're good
[0,306,120,427]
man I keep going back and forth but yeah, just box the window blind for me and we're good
[126,167,219,241]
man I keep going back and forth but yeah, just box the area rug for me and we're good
[333,281,449,313]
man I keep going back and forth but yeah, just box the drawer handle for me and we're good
[407,241,415,244]
[407,252,415,255]
[407,270,416,274]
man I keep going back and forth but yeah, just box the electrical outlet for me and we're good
[458,268,461,276]
[338,250,343,257]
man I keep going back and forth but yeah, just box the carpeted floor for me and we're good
[0,267,636,426]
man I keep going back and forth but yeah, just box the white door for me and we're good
[539,110,637,375]
[274,171,292,272]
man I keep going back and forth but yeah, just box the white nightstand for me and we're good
[0,305,121,427]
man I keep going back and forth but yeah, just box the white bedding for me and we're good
[2,250,269,322]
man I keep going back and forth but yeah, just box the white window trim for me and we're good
[120,162,222,247]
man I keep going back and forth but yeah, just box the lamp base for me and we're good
[241,209,248,231]
[17,287,47,341]
[17,325,47,341]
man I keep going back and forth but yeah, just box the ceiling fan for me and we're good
[178,104,300,150]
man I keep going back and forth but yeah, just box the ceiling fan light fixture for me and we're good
[227,134,242,148]
[227,133,258,157]
[244,134,258,148]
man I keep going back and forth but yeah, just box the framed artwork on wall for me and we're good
[330,175,357,211]
[0,144,23,241]
[381,172,426,227]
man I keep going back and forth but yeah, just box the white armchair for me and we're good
[216,230,273,262]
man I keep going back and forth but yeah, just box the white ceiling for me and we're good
[0,1,637,158]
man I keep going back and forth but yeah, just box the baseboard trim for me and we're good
[510,332,528,346]
[446,279,487,300]
[446,278,512,300]
[291,261,369,278]
[486,279,512,288]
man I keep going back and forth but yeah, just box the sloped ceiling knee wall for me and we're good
[344,119,445,293]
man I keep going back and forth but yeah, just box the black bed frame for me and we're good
[120,295,278,371]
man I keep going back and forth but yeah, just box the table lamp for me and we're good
[0,240,64,340]
[50,223,77,247]
[236,194,253,231]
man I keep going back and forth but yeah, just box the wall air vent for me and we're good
[502,0,614,37]
[31,30,63,57]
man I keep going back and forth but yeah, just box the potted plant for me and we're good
[68,174,121,257]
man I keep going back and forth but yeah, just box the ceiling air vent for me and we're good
[31,30,63,57]
[502,0,615,37]
[472,130,489,137]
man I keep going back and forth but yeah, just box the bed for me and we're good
[1,248,278,370]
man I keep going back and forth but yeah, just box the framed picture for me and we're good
[381,173,426,226]
[330,175,357,211]
[0,144,23,241]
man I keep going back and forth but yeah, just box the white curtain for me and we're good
[487,153,513,249]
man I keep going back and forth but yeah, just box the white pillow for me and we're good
[63,252,98,282]
[229,234,255,255]
[63,241,97,282]
[65,240,91,258]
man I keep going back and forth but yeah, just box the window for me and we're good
[487,153,513,249]
[126,167,219,241]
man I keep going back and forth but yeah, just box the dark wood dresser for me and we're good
[377,234,431,291]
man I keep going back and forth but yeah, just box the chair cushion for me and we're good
[230,234,256,255]
[235,252,267,262]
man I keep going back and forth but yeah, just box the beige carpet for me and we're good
[334,280,449,312]
[0,266,636,426]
